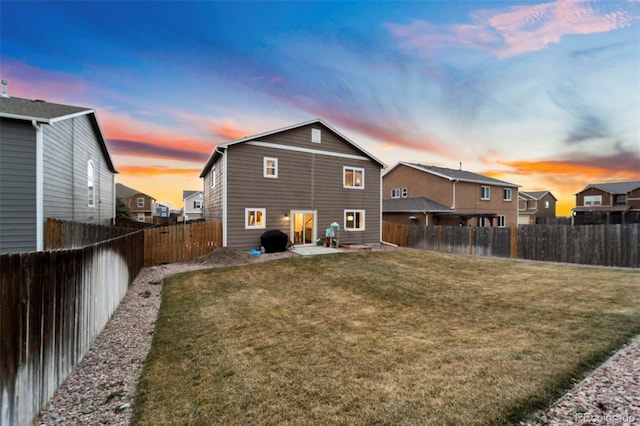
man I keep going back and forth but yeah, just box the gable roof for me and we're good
[0,96,117,173]
[200,118,386,177]
[578,181,640,195]
[383,197,453,213]
[116,183,155,200]
[520,191,557,201]
[387,162,519,188]
[183,190,202,199]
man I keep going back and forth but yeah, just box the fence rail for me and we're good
[1,232,144,426]
[383,222,639,268]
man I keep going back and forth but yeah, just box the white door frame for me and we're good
[290,210,317,246]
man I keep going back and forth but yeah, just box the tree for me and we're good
[116,197,132,218]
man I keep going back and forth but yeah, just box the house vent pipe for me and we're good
[1,79,9,98]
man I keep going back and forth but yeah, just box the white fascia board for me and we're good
[48,109,93,123]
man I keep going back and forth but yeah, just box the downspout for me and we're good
[217,146,228,247]
[32,120,44,251]
[451,179,458,209]
[379,170,383,243]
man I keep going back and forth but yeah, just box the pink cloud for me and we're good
[386,0,637,58]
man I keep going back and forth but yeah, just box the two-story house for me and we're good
[382,162,520,227]
[183,190,203,221]
[0,91,117,254]
[573,181,640,225]
[115,183,157,223]
[199,119,386,250]
[518,191,557,225]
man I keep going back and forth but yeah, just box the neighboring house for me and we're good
[183,190,203,221]
[156,203,171,218]
[572,181,640,225]
[115,183,157,223]
[199,118,386,250]
[382,162,520,227]
[0,92,117,254]
[518,191,557,225]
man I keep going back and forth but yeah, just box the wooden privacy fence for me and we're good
[382,222,639,268]
[0,232,144,426]
[46,218,137,250]
[143,221,222,266]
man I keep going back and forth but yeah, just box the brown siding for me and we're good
[576,188,612,207]
[627,188,640,210]
[224,129,381,250]
[383,164,518,226]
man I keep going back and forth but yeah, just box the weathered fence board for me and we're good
[0,232,144,426]
[143,221,222,266]
[45,218,137,250]
[383,222,639,267]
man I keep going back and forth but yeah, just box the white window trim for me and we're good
[245,208,266,229]
[503,188,512,201]
[211,165,216,188]
[481,186,490,200]
[497,215,506,227]
[311,128,321,143]
[402,187,408,198]
[87,160,95,207]
[344,209,365,231]
[584,195,602,206]
[263,157,278,178]
[137,213,145,222]
[343,166,365,189]
[391,188,400,199]
[137,197,145,208]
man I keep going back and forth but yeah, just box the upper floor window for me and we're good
[503,188,512,201]
[391,188,400,199]
[211,165,216,188]
[137,197,145,208]
[615,194,626,204]
[264,157,278,178]
[402,187,408,198]
[584,195,602,206]
[344,167,364,189]
[481,186,490,200]
[345,210,365,231]
[87,160,95,207]
[544,200,550,209]
[194,200,203,209]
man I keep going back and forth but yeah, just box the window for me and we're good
[344,167,364,189]
[479,217,489,227]
[137,213,145,222]
[544,200,550,209]
[311,128,321,143]
[402,187,408,198]
[87,160,95,207]
[264,157,278,178]
[497,215,506,227]
[245,208,266,229]
[211,165,216,188]
[194,200,203,209]
[345,210,365,231]
[391,188,400,198]
[615,194,626,204]
[584,195,602,206]
[481,186,490,200]
[137,197,145,208]
[503,188,512,201]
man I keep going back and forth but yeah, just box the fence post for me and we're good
[510,227,518,259]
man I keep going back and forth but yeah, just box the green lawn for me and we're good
[134,250,640,425]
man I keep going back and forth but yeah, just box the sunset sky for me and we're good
[2,0,639,216]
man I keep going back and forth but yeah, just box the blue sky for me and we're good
[2,0,639,214]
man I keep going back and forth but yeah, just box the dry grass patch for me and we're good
[134,250,640,425]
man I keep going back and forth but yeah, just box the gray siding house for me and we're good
[200,119,386,250]
[0,95,117,254]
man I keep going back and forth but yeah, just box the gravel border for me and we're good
[37,249,639,425]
